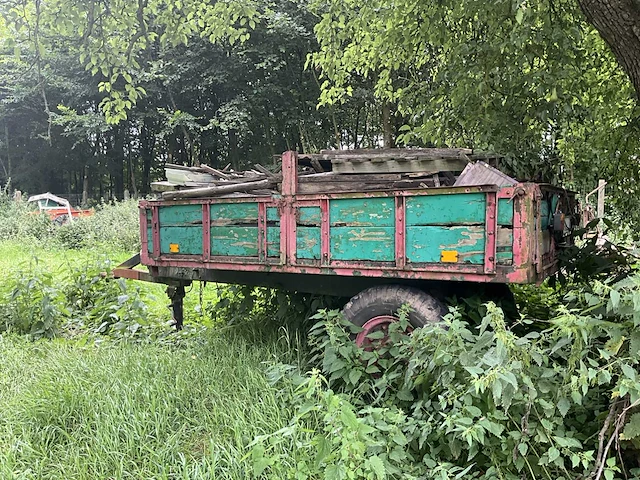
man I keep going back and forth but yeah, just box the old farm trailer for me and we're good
[114,149,577,342]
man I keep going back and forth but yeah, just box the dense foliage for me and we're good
[247,277,640,478]
[311,0,640,225]
[0,0,383,200]
[1,0,639,228]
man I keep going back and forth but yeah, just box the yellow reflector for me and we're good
[441,250,458,263]
[169,243,180,253]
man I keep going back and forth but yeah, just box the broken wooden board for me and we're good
[295,179,437,194]
[454,161,516,187]
[317,148,473,160]
[329,156,468,174]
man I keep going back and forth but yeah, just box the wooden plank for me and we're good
[406,193,486,226]
[199,164,230,179]
[158,204,203,226]
[210,203,259,224]
[330,198,395,227]
[330,227,395,261]
[267,207,280,223]
[299,172,405,183]
[159,226,203,255]
[253,164,276,178]
[497,198,514,226]
[318,148,473,161]
[406,225,485,264]
[210,227,258,256]
[298,207,321,226]
[296,179,435,195]
[331,158,468,174]
[267,227,281,257]
[162,178,277,200]
[297,227,321,260]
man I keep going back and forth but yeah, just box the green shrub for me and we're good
[53,199,140,251]
[0,198,53,242]
[63,259,150,337]
[0,257,151,340]
[0,261,65,339]
[248,272,640,480]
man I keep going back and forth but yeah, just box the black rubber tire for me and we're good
[342,285,447,329]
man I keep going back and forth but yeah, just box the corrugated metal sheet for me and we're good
[454,161,516,187]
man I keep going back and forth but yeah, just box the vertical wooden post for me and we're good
[320,198,330,266]
[484,191,498,274]
[280,151,298,266]
[151,206,160,259]
[202,203,211,262]
[395,196,406,269]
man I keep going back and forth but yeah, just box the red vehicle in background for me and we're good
[27,193,93,225]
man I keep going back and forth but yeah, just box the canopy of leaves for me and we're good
[311,0,640,226]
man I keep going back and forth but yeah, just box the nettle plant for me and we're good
[252,280,640,479]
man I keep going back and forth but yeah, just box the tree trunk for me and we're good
[228,128,239,170]
[579,0,640,101]
[141,118,155,194]
[82,165,89,207]
[382,102,395,148]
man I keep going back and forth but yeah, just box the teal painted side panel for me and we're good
[406,225,485,264]
[211,227,258,256]
[540,195,558,230]
[299,207,321,226]
[297,227,321,259]
[330,227,395,261]
[267,228,280,257]
[541,199,550,230]
[210,203,258,223]
[497,228,513,265]
[267,207,280,223]
[497,250,514,264]
[160,226,203,255]
[159,204,202,226]
[330,198,394,227]
[406,193,485,226]
[497,199,513,226]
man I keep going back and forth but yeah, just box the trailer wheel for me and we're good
[342,285,446,348]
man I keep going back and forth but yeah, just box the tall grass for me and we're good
[0,327,305,480]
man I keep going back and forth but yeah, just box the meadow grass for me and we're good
[0,239,306,479]
[0,327,302,479]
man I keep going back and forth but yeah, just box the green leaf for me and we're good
[348,369,362,385]
[547,446,560,462]
[253,456,271,477]
[368,456,386,479]
[557,397,571,417]
[621,412,640,440]
[339,405,360,430]
[325,464,346,480]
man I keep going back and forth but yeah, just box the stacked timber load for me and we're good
[153,163,281,200]
[153,148,505,199]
